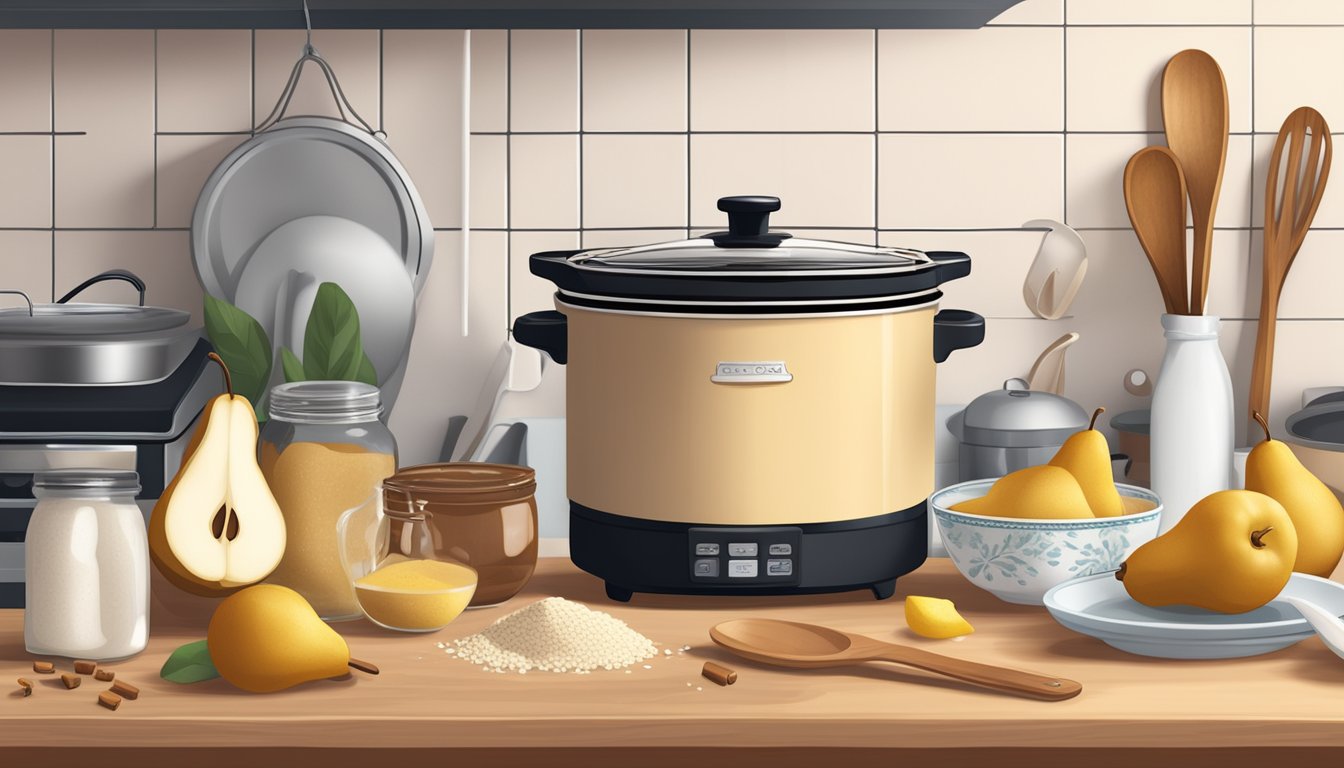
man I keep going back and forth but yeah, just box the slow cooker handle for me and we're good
[514,310,568,365]
[933,309,985,363]
[927,251,972,285]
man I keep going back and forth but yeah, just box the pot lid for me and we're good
[950,378,1089,448]
[530,196,973,310]
[0,270,191,337]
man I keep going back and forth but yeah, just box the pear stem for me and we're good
[1089,407,1106,431]
[206,352,235,400]
[348,658,380,676]
[1114,562,1127,581]
[1253,411,1271,444]
[1251,526,1273,549]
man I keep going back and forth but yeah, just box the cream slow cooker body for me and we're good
[563,301,936,526]
[514,196,984,601]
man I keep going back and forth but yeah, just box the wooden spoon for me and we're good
[1162,49,1229,315]
[1249,106,1333,431]
[1124,146,1189,315]
[709,618,1082,702]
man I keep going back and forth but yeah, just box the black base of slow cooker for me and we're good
[569,502,928,602]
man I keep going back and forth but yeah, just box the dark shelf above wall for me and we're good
[0,1,1026,29]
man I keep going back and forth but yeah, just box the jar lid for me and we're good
[949,378,1089,448]
[33,469,141,495]
[268,380,382,423]
[385,463,536,496]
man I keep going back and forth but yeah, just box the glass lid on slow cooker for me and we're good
[570,238,930,273]
[567,195,931,275]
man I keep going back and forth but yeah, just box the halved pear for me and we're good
[149,354,286,596]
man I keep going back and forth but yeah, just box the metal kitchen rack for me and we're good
[0,0,1028,29]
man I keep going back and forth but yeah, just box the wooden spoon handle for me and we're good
[876,645,1081,702]
[1248,281,1281,430]
[1190,221,1213,315]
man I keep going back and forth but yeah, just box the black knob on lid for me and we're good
[710,196,791,248]
[718,195,781,236]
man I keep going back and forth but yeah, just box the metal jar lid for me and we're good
[268,380,383,423]
[948,378,1089,449]
[33,469,141,496]
[1286,390,1344,451]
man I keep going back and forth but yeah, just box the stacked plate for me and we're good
[191,117,433,412]
[1043,571,1344,659]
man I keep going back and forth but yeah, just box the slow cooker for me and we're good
[514,196,984,601]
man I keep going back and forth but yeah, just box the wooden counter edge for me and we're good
[3,716,1344,749]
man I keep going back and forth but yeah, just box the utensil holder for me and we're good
[1149,313,1234,533]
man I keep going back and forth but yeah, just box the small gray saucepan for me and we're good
[0,269,198,386]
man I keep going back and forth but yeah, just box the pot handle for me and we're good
[933,309,985,363]
[58,269,147,306]
[514,310,568,365]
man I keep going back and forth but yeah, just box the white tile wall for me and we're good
[5,12,1344,466]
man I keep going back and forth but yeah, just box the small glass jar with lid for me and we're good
[260,381,397,620]
[25,470,149,660]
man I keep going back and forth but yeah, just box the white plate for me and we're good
[1043,572,1344,659]
[233,215,414,397]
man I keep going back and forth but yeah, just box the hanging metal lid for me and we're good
[949,378,1090,448]
[529,196,972,310]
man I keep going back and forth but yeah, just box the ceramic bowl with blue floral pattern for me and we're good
[930,479,1162,605]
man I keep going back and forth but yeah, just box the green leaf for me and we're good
[202,294,273,404]
[353,351,378,387]
[303,283,364,381]
[281,346,306,383]
[160,639,219,684]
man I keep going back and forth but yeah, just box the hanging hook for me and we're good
[302,0,316,56]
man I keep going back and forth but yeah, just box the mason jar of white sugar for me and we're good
[25,470,149,660]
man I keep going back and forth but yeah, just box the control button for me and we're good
[767,559,793,576]
[768,543,792,556]
[693,558,719,577]
[728,559,758,578]
[694,543,720,556]
[728,542,758,557]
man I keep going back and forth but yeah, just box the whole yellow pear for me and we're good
[1244,412,1344,577]
[207,584,350,693]
[951,465,1093,519]
[1118,490,1298,614]
[1049,407,1126,518]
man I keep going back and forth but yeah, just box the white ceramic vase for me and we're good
[1149,314,1235,533]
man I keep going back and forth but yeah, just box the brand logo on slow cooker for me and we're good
[711,361,793,384]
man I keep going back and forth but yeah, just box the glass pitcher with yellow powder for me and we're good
[260,381,396,620]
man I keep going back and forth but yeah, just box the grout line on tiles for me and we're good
[685,27,691,240]
[1061,0,1068,223]
[250,29,256,131]
[505,28,512,330]
[152,29,158,229]
[379,29,385,133]
[0,131,84,136]
[577,29,583,248]
[48,27,55,299]
[467,129,1282,137]
[872,27,879,240]
[0,227,191,233]
[155,131,252,136]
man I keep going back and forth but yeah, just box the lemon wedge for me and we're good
[904,595,974,639]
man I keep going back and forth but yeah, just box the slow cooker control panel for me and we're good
[687,527,801,586]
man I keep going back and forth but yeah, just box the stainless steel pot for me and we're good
[948,378,1089,481]
[513,195,985,601]
[0,270,198,385]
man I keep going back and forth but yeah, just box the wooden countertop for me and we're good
[4,558,1344,767]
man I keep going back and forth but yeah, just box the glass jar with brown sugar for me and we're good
[260,381,397,620]
[382,463,537,607]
